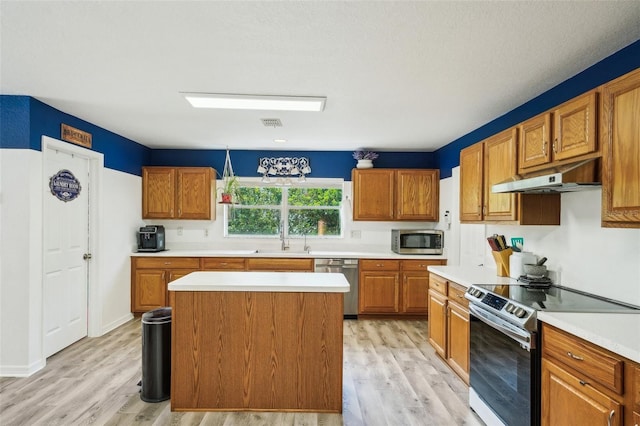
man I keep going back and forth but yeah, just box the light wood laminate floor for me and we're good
[0,319,483,426]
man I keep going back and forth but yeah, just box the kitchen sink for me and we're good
[255,249,311,256]
[198,249,259,255]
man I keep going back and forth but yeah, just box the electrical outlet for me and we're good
[177,227,183,236]
[350,230,361,239]
[204,228,209,237]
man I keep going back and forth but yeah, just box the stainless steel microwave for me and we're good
[391,229,444,255]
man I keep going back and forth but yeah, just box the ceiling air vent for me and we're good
[261,118,283,128]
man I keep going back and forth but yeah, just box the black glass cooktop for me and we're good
[471,284,640,313]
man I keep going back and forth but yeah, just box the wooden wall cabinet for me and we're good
[427,273,469,384]
[483,128,519,221]
[352,169,439,221]
[542,324,639,426]
[142,167,215,220]
[131,257,200,313]
[601,68,640,228]
[519,92,599,173]
[359,259,446,316]
[460,128,560,225]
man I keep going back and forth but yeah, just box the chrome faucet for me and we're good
[303,234,310,253]
[280,220,289,251]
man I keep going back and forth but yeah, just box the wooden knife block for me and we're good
[491,248,512,277]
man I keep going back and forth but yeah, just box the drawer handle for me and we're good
[567,351,584,361]
[608,410,615,426]
[579,380,589,386]
[376,263,384,267]
[164,262,171,265]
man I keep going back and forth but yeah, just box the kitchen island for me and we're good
[167,271,349,413]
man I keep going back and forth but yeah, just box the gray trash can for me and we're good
[140,307,171,402]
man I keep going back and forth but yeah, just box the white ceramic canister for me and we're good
[509,251,537,279]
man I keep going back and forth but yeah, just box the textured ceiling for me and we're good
[2,1,640,152]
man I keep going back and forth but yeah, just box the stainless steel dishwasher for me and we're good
[314,258,358,318]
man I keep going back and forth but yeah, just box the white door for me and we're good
[44,148,90,357]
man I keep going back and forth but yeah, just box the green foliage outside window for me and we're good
[226,184,343,237]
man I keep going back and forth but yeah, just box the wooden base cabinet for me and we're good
[446,287,469,384]
[131,257,200,313]
[427,273,469,384]
[427,289,447,357]
[359,259,446,316]
[359,260,400,314]
[542,324,640,426]
[542,358,622,426]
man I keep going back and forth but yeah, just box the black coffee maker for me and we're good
[137,225,166,252]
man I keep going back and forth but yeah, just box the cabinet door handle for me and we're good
[542,141,547,156]
[607,410,615,426]
[553,138,558,153]
[162,272,166,281]
[567,351,584,361]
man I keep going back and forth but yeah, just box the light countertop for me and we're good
[168,271,350,293]
[133,248,447,260]
[538,311,640,364]
[426,265,516,288]
[427,265,640,363]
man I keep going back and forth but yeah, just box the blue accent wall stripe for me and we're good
[435,38,640,179]
[1,96,151,176]
[150,149,435,181]
[2,39,638,180]
[0,95,31,148]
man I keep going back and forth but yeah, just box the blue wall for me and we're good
[151,149,436,180]
[2,38,639,180]
[1,96,150,176]
[435,38,640,179]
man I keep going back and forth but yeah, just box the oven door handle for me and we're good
[469,304,534,350]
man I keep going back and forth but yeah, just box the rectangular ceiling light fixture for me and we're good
[182,93,326,112]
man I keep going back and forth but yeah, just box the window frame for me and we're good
[223,177,345,239]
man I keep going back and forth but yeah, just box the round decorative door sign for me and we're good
[49,169,82,202]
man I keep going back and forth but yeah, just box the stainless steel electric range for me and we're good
[464,280,640,426]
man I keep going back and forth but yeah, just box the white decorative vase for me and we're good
[356,159,374,169]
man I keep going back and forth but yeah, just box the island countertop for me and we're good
[168,271,350,293]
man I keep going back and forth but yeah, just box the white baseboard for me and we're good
[99,313,135,336]
[0,358,46,378]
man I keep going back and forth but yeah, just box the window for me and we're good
[225,179,343,238]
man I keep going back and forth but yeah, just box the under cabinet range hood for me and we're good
[492,158,601,194]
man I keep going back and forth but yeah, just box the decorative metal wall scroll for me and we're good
[257,157,311,183]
